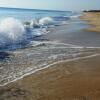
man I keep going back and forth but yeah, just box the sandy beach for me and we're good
[0,12,100,100]
[81,12,100,32]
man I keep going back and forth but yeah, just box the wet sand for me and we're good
[1,55,100,100]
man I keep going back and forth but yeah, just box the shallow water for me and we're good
[0,41,100,86]
[41,18,100,47]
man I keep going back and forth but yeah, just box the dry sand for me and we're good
[1,55,100,100]
[81,12,100,32]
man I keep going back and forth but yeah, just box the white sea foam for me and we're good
[30,17,54,28]
[0,17,25,45]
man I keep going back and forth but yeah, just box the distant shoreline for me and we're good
[83,10,100,13]
[81,11,100,32]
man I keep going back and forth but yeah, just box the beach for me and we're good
[0,11,100,100]
[81,12,100,32]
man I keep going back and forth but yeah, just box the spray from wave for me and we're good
[0,17,26,47]
[0,17,54,48]
[0,17,25,41]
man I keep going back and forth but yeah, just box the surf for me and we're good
[0,17,26,47]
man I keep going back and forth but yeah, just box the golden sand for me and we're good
[81,12,100,32]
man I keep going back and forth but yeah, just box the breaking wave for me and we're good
[30,17,54,28]
[0,17,25,47]
[0,15,70,50]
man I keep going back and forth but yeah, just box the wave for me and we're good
[30,17,54,28]
[0,17,26,47]
[39,17,54,25]
[0,15,70,50]
[29,16,70,29]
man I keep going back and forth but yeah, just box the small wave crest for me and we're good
[39,17,54,25]
[30,17,54,28]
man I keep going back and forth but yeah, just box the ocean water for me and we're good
[0,7,78,22]
[0,8,99,86]
[0,7,80,51]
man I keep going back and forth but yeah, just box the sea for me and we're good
[0,7,85,86]
[0,7,81,51]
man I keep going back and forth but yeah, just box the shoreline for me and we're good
[1,53,100,99]
[0,53,100,87]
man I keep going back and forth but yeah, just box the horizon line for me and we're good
[0,6,68,12]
